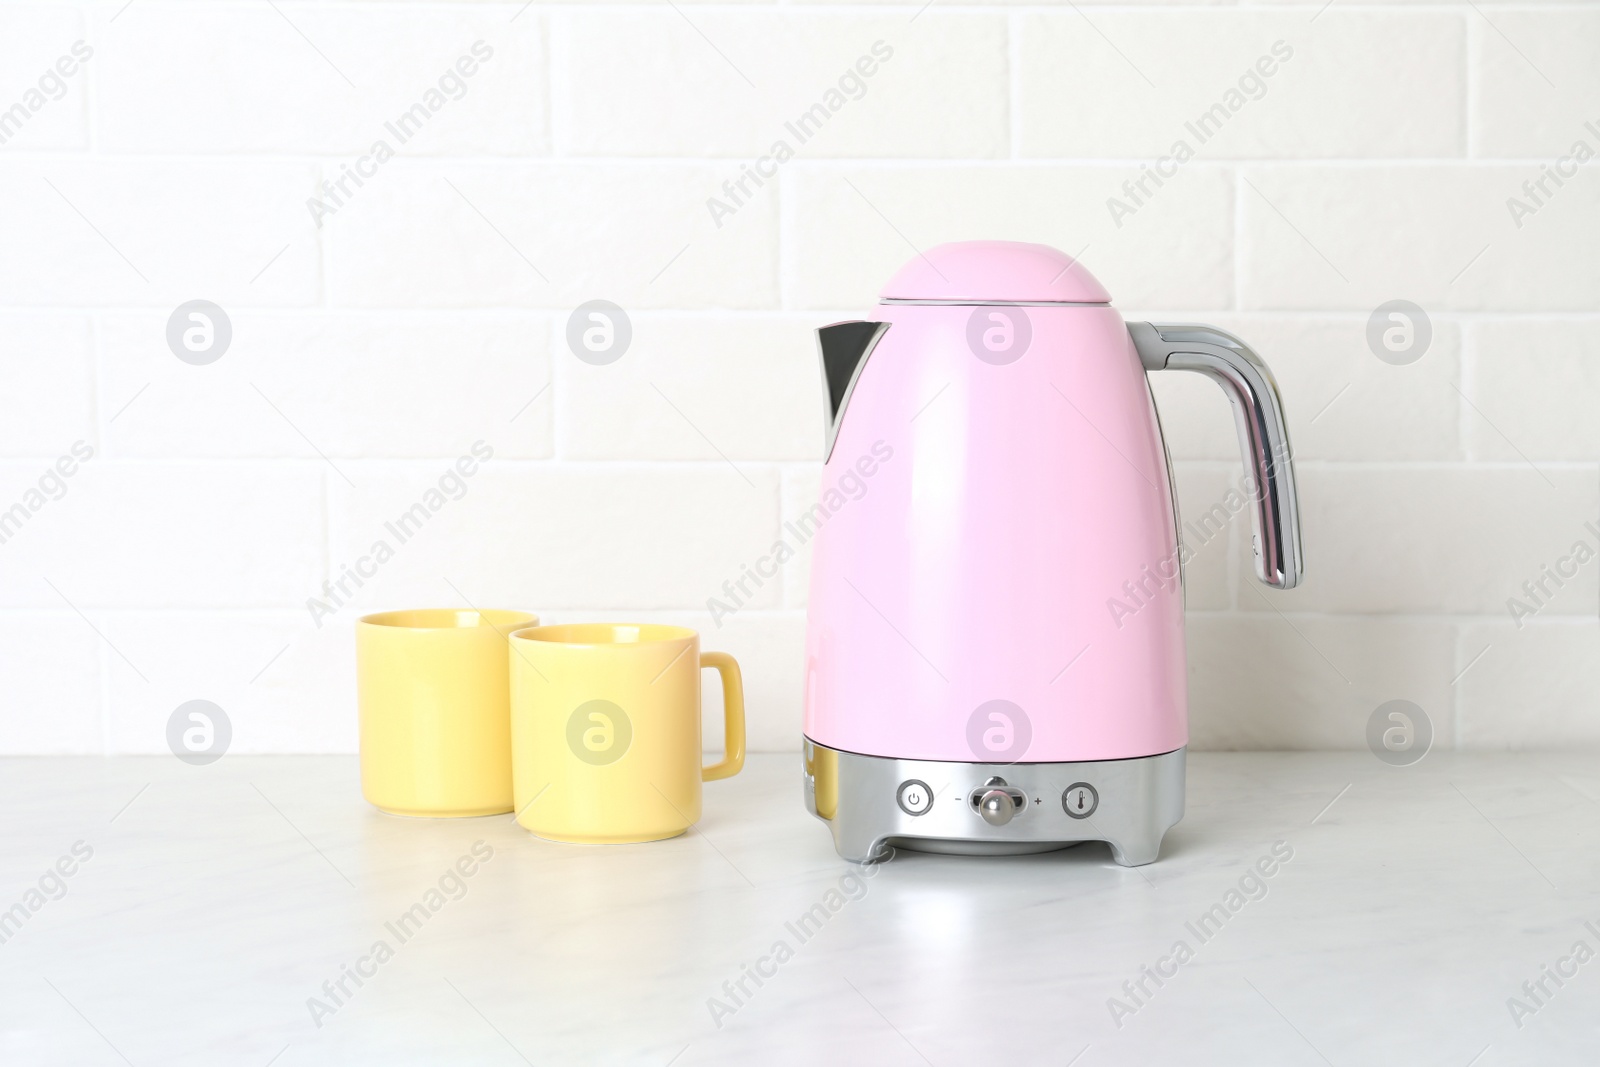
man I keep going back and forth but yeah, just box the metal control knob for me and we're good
[978,789,1016,826]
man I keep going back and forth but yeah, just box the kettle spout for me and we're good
[817,320,890,461]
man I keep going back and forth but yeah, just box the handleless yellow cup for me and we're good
[357,609,537,817]
[508,623,745,843]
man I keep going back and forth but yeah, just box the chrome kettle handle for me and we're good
[1130,322,1303,590]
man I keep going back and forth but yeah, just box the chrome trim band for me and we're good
[803,740,1185,867]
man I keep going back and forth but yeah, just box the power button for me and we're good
[896,779,933,816]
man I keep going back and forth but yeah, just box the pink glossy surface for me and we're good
[803,298,1187,763]
[878,240,1112,304]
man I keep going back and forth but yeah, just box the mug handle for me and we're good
[700,651,745,781]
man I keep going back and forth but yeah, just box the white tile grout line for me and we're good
[83,10,98,156]
[2,604,1589,626]
[538,8,558,160]
[1007,12,1021,163]
[1463,13,1477,162]
[1457,319,1473,462]
[12,310,1600,327]
[776,150,790,313]
[0,458,1594,473]
[1452,643,1493,687]
[9,307,1600,318]
[548,315,567,460]
[97,2,1600,7]
[320,465,333,598]
[15,154,1597,167]
[1231,166,1243,314]
[314,160,330,313]
[97,625,113,758]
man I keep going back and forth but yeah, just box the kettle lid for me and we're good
[879,240,1111,304]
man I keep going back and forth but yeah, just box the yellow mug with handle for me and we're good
[507,623,745,843]
[357,608,537,817]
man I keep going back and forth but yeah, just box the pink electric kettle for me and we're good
[802,240,1302,866]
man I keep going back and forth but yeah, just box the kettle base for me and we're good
[802,740,1185,868]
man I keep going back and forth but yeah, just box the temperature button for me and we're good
[896,779,933,816]
[1062,783,1098,819]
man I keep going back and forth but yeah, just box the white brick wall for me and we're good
[1,2,1594,754]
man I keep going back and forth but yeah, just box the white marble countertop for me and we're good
[2,752,1598,1066]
